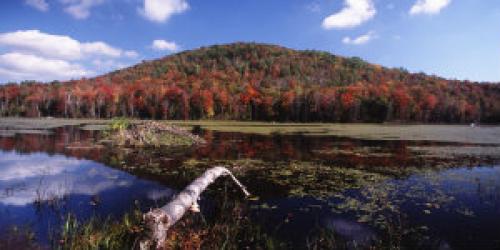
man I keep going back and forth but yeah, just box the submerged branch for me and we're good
[141,166,249,250]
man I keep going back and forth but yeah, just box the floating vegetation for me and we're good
[0,117,108,130]
[313,146,394,158]
[150,157,500,246]
[80,124,111,131]
[168,121,500,144]
[409,145,500,158]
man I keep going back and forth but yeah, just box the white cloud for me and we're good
[82,41,122,58]
[0,30,135,60]
[322,0,376,29]
[0,30,139,82]
[60,0,105,19]
[151,39,179,51]
[0,30,81,60]
[25,0,49,12]
[140,0,189,23]
[0,53,91,81]
[342,31,376,45]
[409,0,451,15]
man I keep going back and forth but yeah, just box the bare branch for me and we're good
[141,166,249,249]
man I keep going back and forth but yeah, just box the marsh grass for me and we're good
[50,197,288,249]
[0,118,109,130]
[408,145,500,157]
[53,211,143,250]
[109,117,132,131]
[0,226,40,250]
[167,120,500,144]
[164,202,287,249]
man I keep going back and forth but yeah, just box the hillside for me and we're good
[1,42,500,123]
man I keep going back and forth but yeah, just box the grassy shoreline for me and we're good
[1,117,499,144]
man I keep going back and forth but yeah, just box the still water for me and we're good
[0,126,499,249]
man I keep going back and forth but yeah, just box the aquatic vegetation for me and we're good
[409,145,500,158]
[162,158,500,248]
[313,146,394,158]
[0,226,39,250]
[108,117,132,131]
[49,199,288,249]
[0,117,108,130]
[163,202,287,249]
[168,121,500,144]
[54,212,143,250]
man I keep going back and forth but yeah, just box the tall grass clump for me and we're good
[109,117,132,131]
[53,211,143,250]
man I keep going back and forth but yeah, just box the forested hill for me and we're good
[1,42,500,123]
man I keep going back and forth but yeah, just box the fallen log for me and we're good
[141,166,250,250]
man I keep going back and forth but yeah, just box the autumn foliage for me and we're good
[1,42,499,123]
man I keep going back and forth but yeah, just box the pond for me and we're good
[0,124,499,249]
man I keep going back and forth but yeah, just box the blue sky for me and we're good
[0,0,499,83]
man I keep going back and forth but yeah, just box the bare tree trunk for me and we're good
[141,166,250,250]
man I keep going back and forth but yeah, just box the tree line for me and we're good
[1,43,499,123]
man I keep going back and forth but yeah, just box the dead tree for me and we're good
[141,166,250,250]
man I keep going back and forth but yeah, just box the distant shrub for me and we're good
[109,117,131,131]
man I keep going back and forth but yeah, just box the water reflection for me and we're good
[324,217,377,246]
[0,126,494,171]
[0,150,174,244]
[0,151,137,206]
[0,126,499,249]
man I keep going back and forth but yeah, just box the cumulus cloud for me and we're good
[25,0,49,12]
[0,30,136,60]
[322,0,376,29]
[81,41,122,58]
[140,0,189,23]
[60,0,105,19]
[0,53,91,81]
[151,39,179,51]
[409,0,451,15]
[0,30,81,60]
[342,31,376,45]
[0,30,139,82]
